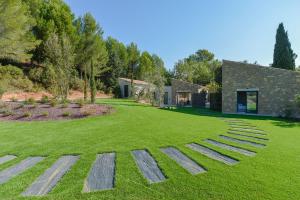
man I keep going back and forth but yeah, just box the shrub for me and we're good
[41,111,49,117]
[40,95,49,104]
[50,99,58,107]
[23,112,31,118]
[70,77,84,91]
[61,102,69,108]
[28,66,56,90]
[10,97,18,102]
[76,99,85,108]
[62,111,71,117]
[0,102,7,109]
[81,110,92,116]
[2,109,13,116]
[24,97,35,105]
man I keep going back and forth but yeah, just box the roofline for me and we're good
[222,60,299,73]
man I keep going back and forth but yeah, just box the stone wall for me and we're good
[222,60,300,117]
[171,79,204,105]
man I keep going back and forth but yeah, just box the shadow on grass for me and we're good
[161,107,300,128]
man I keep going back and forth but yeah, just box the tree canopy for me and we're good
[0,0,38,61]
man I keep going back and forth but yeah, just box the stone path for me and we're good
[0,155,17,165]
[186,143,239,165]
[220,135,266,148]
[226,132,268,141]
[230,127,265,133]
[83,153,116,192]
[228,130,266,136]
[0,157,44,184]
[132,150,166,183]
[204,139,256,156]
[22,155,79,196]
[161,147,206,175]
[0,118,270,196]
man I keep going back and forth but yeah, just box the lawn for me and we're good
[0,99,299,200]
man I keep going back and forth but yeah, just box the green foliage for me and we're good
[62,111,71,117]
[272,23,297,70]
[28,66,56,90]
[24,0,77,62]
[40,95,49,104]
[43,33,75,100]
[41,111,49,117]
[76,99,85,108]
[0,85,5,99]
[0,65,33,91]
[173,49,221,85]
[127,43,140,96]
[50,98,58,107]
[0,0,38,61]
[24,97,35,105]
[23,111,32,118]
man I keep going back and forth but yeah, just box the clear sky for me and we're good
[64,0,300,69]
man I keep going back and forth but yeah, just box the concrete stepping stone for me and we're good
[83,153,115,192]
[0,157,45,184]
[228,123,255,127]
[161,147,206,175]
[230,127,264,133]
[22,155,79,196]
[132,150,166,184]
[228,130,267,136]
[219,135,266,148]
[0,155,17,165]
[229,124,257,129]
[227,132,269,141]
[204,139,256,156]
[186,143,238,165]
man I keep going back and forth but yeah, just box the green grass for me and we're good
[0,99,299,200]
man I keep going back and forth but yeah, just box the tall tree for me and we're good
[272,23,297,70]
[137,51,154,80]
[74,13,108,101]
[103,37,128,93]
[127,43,140,96]
[90,59,96,103]
[43,33,74,100]
[0,0,38,62]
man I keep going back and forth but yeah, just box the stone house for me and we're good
[118,78,206,107]
[222,60,300,117]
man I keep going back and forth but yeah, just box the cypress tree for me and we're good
[272,23,297,70]
[90,59,96,103]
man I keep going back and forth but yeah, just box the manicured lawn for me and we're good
[0,99,299,200]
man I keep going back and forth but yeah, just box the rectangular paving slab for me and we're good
[219,135,266,148]
[0,157,45,184]
[186,143,238,165]
[0,155,17,165]
[228,123,255,127]
[83,153,116,192]
[204,139,256,156]
[227,132,269,141]
[230,127,264,133]
[229,128,266,135]
[228,130,267,136]
[161,147,206,175]
[132,150,166,184]
[22,155,79,196]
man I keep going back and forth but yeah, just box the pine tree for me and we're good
[272,23,297,70]
[0,0,38,62]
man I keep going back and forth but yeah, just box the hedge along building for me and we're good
[222,60,300,117]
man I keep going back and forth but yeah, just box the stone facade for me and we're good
[171,79,204,105]
[222,60,300,117]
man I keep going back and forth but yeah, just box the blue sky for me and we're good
[64,0,300,69]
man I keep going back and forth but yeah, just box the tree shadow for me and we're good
[161,107,300,128]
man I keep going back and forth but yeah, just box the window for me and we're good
[164,92,168,105]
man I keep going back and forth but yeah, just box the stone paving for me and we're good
[0,118,269,195]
